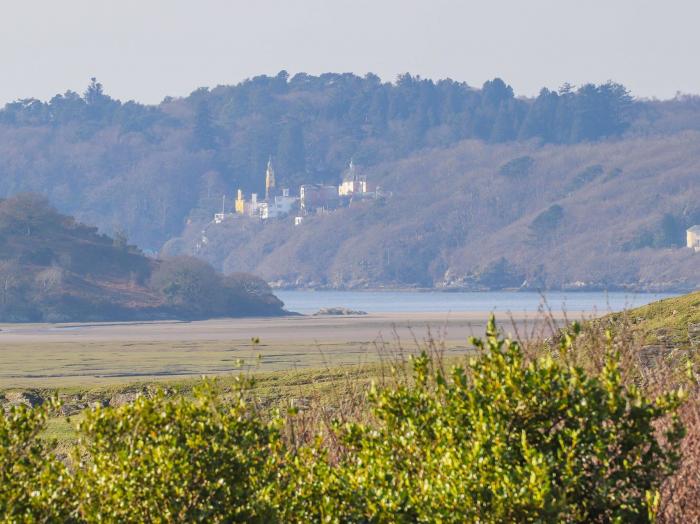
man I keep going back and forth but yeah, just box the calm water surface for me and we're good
[276,290,677,315]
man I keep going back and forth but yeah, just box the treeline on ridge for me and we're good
[1,74,635,146]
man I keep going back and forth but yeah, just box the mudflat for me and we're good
[0,311,587,388]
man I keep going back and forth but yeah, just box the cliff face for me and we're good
[167,133,700,293]
[0,194,285,322]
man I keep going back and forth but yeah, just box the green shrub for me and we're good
[74,382,281,523]
[291,317,685,523]
[566,164,604,192]
[0,400,74,522]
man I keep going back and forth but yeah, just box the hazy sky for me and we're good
[2,0,699,105]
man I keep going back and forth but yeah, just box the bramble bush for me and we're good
[0,318,687,523]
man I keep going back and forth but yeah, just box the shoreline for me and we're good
[0,309,595,336]
[270,286,695,294]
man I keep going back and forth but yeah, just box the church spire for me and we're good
[265,156,276,201]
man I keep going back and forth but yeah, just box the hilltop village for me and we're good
[213,159,384,226]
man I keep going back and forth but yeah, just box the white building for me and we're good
[214,213,234,224]
[213,195,234,223]
[338,159,368,196]
[262,188,298,220]
[244,193,261,217]
[687,225,700,252]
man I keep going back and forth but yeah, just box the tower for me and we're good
[235,189,245,214]
[265,156,276,201]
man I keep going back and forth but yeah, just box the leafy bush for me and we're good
[566,164,604,192]
[0,400,74,521]
[0,319,686,522]
[286,317,685,522]
[74,383,280,522]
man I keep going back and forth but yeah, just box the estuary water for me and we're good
[275,290,677,315]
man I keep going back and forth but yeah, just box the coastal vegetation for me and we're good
[1,291,699,522]
[0,194,284,322]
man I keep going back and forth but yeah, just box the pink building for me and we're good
[300,184,340,213]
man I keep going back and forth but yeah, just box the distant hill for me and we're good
[1,73,700,291]
[1,73,700,251]
[166,132,700,292]
[0,194,285,322]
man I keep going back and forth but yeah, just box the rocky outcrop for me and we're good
[109,391,142,408]
[2,390,44,410]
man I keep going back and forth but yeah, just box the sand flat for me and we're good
[0,311,589,388]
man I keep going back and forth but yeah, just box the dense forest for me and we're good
[2,73,700,248]
[1,73,699,290]
[0,194,284,321]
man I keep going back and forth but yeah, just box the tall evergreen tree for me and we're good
[193,100,216,150]
[83,78,116,121]
[368,88,389,134]
[570,82,632,142]
[276,121,306,185]
[518,88,559,142]
[83,78,106,106]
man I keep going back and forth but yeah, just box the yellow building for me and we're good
[235,189,245,214]
[234,157,293,219]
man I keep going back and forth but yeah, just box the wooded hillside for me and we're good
[1,73,700,249]
[168,133,700,291]
[0,195,284,321]
[1,73,699,290]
